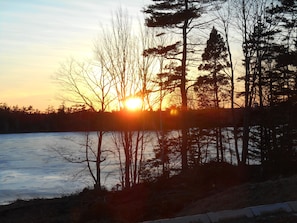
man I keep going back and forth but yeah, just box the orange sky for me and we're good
[0,0,148,111]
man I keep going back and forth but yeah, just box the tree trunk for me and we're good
[241,0,251,165]
[95,131,103,190]
[224,22,240,164]
[180,0,188,170]
[180,0,189,171]
[124,131,131,189]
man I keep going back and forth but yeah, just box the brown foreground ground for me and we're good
[1,164,297,223]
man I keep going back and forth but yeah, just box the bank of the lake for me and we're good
[1,167,297,223]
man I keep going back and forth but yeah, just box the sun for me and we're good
[124,97,143,111]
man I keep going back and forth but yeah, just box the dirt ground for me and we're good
[177,174,297,217]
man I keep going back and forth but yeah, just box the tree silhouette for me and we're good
[143,0,222,170]
[197,26,230,162]
[198,27,230,108]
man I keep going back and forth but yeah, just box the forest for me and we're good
[2,0,297,190]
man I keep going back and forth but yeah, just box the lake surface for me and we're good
[0,132,157,205]
[0,130,238,205]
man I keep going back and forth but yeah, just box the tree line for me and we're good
[1,103,296,132]
[0,102,245,133]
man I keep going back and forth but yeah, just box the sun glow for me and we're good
[124,97,143,111]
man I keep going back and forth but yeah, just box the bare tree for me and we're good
[55,58,113,189]
[216,0,241,164]
[94,8,157,189]
[229,0,267,164]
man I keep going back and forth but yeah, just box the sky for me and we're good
[0,0,149,111]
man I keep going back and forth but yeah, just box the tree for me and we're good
[216,1,241,164]
[230,0,297,165]
[143,0,222,170]
[267,0,297,101]
[94,9,156,189]
[257,0,297,167]
[198,27,230,108]
[231,0,269,164]
[197,26,230,162]
[56,58,113,190]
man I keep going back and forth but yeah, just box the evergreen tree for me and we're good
[236,0,297,166]
[260,0,297,168]
[143,0,222,170]
[198,27,230,108]
[197,26,230,162]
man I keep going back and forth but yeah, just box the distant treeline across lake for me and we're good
[0,104,296,133]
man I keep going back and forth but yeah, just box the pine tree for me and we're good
[143,0,222,170]
[198,27,230,108]
[197,26,230,162]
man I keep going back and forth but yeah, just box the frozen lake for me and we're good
[0,132,157,205]
[0,129,239,205]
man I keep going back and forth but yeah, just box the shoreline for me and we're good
[2,172,297,222]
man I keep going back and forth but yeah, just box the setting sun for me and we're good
[124,97,143,111]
